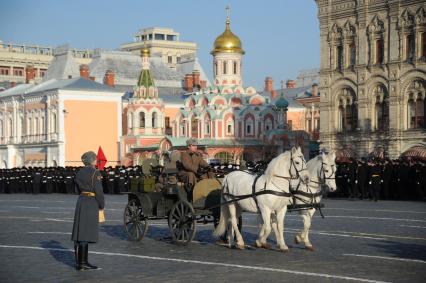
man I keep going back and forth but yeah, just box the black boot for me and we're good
[75,243,84,270]
[80,243,99,270]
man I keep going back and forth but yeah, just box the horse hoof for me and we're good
[255,240,262,248]
[305,245,315,251]
[262,243,272,249]
[295,235,302,244]
[236,244,245,250]
[280,248,290,253]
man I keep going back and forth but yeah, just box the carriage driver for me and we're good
[179,138,211,199]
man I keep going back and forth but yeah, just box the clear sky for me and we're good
[0,0,320,90]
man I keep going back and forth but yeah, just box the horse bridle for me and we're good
[310,160,336,188]
[273,151,308,185]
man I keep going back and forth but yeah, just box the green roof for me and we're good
[137,69,155,88]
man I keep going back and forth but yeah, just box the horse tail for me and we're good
[213,177,229,237]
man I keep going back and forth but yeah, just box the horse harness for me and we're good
[221,152,309,212]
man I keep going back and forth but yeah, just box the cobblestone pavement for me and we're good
[0,194,425,283]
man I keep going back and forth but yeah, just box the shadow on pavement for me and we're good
[368,240,426,261]
[40,240,74,268]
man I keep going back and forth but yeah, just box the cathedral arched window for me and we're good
[139,112,145,128]
[367,15,385,66]
[406,34,415,62]
[406,80,425,129]
[372,85,389,131]
[214,62,218,76]
[152,112,157,128]
[336,45,343,70]
[233,61,237,75]
[375,39,384,65]
[337,88,357,132]
[349,42,356,68]
[422,32,426,58]
[223,61,227,75]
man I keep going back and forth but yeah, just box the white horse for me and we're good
[292,151,337,251]
[213,147,310,251]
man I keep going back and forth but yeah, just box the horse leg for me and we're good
[295,209,306,245]
[276,207,289,252]
[229,203,245,249]
[302,208,316,251]
[256,207,272,249]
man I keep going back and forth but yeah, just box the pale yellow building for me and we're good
[120,27,198,70]
[0,41,92,87]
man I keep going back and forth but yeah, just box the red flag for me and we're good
[96,146,107,170]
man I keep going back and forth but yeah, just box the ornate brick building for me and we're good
[315,0,426,159]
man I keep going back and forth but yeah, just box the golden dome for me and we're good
[211,18,244,55]
[140,46,150,57]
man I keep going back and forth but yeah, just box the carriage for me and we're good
[123,163,223,244]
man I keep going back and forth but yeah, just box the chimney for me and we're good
[311,83,319,96]
[192,70,200,89]
[103,70,115,87]
[10,81,16,88]
[79,64,90,79]
[286,79,296,89]
[264,76,277,99]
[264,77,273,92]
[184,74,193,92]
[25,65,36,83]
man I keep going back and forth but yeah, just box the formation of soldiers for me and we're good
[0,158,425,202]
[332,158,426,201]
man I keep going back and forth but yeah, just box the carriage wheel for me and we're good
[168,200,196,244]
[124,199,148,241]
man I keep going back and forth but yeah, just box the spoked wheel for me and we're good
[124,199,148,241]
[168,200,196,244]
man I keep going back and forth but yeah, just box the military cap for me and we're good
[81,151,97,166]
[186,138,198,146]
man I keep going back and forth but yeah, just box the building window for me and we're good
[233,61,237,74]
[0,66,9,76]
[349,42,356,68]
[406,34,415,62]
[422,32,426,58]
[408,98,425,129]
[139,112,145,128]
[214,62,218,76]
[223,61,227,75]
[39,69,47,78]
[152,112,157,128]
[180,123,186,136]
[0,121,3,138]
[227,121,233,134]
[337,45,343,70]
[375,39,384,65]
[168,56,172,64]
[205,121,210,135]
[13,67,24,77]
[176,56,181,63]
[154,34,165,40]
[8,118,12,138]
[41,117,45,135]
[166,35,176,41]
[165,117,172,135]
[373,85,389,131]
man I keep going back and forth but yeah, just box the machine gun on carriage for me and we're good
[123,148,336,250]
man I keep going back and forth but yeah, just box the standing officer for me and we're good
[71,151,104,271]
[356,159,368,199]
[367,159,382,201]
[179,138,210,201]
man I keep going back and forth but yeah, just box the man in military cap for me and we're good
[179,138,210,200]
